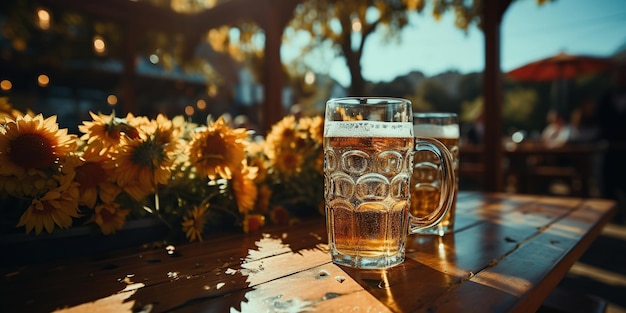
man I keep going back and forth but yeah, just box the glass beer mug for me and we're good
[412,113,460,236]
[323,97,455,269]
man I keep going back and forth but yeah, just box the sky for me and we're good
[283,0,626,87]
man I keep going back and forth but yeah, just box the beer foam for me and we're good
[324,121,413,137]
[413,124,459,139]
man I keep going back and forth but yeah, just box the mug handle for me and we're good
[408,138,455,234]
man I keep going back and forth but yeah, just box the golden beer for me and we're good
[324,121,414,268]
[324,98,454,269]
[412,122,459,235]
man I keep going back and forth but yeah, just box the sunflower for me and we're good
[263,115,297,160]
[171,115,195,140]
[181,204,209,242]
[108,116,180,200]
[73,150,119,208]
[272,148,304,177]
[245,139,266,156]
[231,165,258,215]
[1,170,57,198]
[30,173,59,196]
[78,112,139,154]
[302,115,324,144]
[245,140,270,183]
[153,114,185,145]
[0,114,77,177]
[16,172,81,235]
[109,137,165,200]
[189,117,248,180]
[125,113,151,130]
[263,116,308,177]
[293,116,323,155]
[267,115,298,143]
[247,153,268,183]
[91,202,130,235]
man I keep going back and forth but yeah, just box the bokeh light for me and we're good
[196,99,207,110]
[351,17,362,32]
[184,105,195,116]
[0,80,12,91]
[37,74,49,87]
[36,8,50,30]
[304,71,316,85]
[207,85,218,97]
[93,35,106,55]
[511,131,525,143]
[107,94,118,106]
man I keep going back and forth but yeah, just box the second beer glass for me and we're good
[323,97,455,269]
[411,113,460,236]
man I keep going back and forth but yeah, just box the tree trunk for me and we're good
[340,13,379,96]
[346,50,365,95]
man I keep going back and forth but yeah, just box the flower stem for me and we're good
[153,187,172,230]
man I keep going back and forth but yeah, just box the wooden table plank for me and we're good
[425,198,616,313]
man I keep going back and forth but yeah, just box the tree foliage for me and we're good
[287,0,425,95]
[460,87,539,133]
[285,0,488,95]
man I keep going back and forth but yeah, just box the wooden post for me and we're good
[258,0,301,134]
[481,0,512,192]
[120,24,137,115]
[260,3,286,134]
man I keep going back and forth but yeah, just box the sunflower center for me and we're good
[202,134,229,157]
[76,162,107,188]
[131,139,165,168]
[10,133,57,169]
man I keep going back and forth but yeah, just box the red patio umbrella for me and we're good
[506,52,614,81]
[506,52,614,113]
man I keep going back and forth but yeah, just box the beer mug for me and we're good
[323,97,455,269]
[412,113,459,236]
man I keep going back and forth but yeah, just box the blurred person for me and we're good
[466,111,485,145]
[596,62,626,224]
[570,99,600,143]
[541,110,574,148]
[570,99,604,198]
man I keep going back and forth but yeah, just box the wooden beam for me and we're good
[257,0,302,133]
[481,0,512,192]
[120,23,138,114]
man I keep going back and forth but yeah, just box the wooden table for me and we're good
[1,191,616,313]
